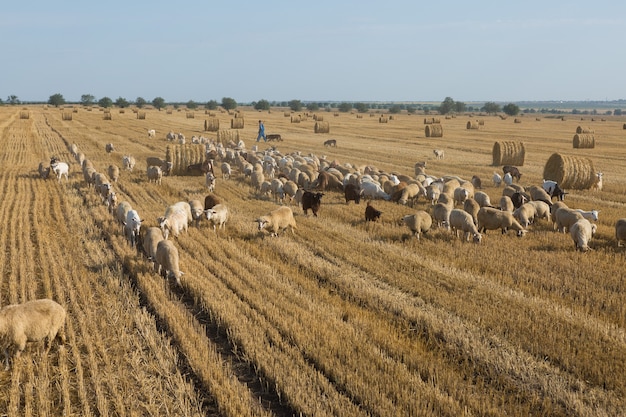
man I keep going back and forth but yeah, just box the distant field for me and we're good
[0,105,625,416]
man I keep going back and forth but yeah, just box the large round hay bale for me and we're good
[425,124,443,138]
[204,118,220,132]
[466,121,479,129]
[137,112,146,119]
[379,116,388,123]
[576,126,594,134]
[166,144,206,175]
[573,134,595,148]
[313,114,324,122]
[314,121,330,134]
[492,141,525,166]
[291,115,301,123]
[543,153,596,189]
[230,117,244,129]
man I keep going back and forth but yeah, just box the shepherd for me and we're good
[256,120,267,142]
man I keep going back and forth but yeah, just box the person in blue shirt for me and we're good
[256,120,267,142]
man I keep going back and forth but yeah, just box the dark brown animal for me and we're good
[266,134,283,142]
[187,159,214,176]
[204,193,222,210]
[503,165,522,181]
[323,139,337,147]
[302,191,324,217]
[365,201,382,222]
[344,183,362,204]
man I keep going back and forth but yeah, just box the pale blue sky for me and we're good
[2,1,624,103]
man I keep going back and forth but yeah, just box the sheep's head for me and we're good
[472,233,482,244]
[255,217,269,231]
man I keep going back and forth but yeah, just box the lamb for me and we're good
[108,164,120,183]
[573,209,600,222]
[49,157,69,182]
[0,299,66,370]
[147,165,163,185]
[477,207,526,237]
[570,218,597,252]
[156,240,184,285]
[255,206,297,237]
[503,172,513,186]
[492,172,502,187]
[433,149,444,159]
[402,210,432,240]
[124,209,142,247]
[592,172,603,191]
[188,199,205,228]
[205,203,229,232]
[205,172,216,192]
[553,207,585,233]
[448,209,482,243]
[615,219,626,247]
[141,227,164,272]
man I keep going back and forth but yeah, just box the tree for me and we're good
[388,104,402,114]
[221,97,237,111]
[152,97,166,110]
[7,95,19,105]
[454,101,466,113]
[354,102,369,113]
[614,109,622,116]
[115,97,129,108]
[406,106,417,114]
[306,102,319,111]
[482,102,501,114]
[80,94,95,106]
[254,99,270,111]
[98,96,113,108]
[288,100,302,112]
[135,97,147,108]
[205,100,218,110]
[48,93,65,107]
[186,100,198,110]
[439,97,455,115]
[502,103,520,116]
[338,102,352,112]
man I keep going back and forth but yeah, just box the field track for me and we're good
[0,106,625,416]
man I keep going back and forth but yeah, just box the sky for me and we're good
[2,1,625,104]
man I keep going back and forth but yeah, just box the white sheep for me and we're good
[188,199,205,228]
[106,191,118,215]
[513,203,537,227]
[550,201,569,227]
[221,162,231,179]
[449,209,482,243]
[122,155,136,172]
[453,187,470,206]
[205,172,216,192]
[499,195,514,212]
[108,164,120,183]
[156,240,184,285]
[503,172,513,186]
[431,202,451,229]
[592,172,603,191]
[402,211,432,240]
[573,209,599,222]
[116,201,133,233]
[615,219,626,247]
[477,207,526,237]
[570,218,597,252]
[147,129,156,138]
[0,299,66,370]
[147,165,163,185]
[398,183,425,206]
[124,209,142,247]
[282,181,298,205]
[270,178,285,204]
[492,172,502,187]
[255,206,297,237]
[527,200,551,223]
[553,207,585,233]
[205,203,229,233]
[473,191,492,208]
[142,227,164,272]
[463,198,480,226]
[360,180,391,200]
[158,209,188,240]
[425,184,441,205]
[50,158,69,182]
[433,149,444,159]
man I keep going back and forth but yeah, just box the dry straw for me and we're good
[216,129,240,145]
[425,124,443,138]
[492,141,525,166]
[576,126,594,134]
[165,144,205,175]
[230,118,244,129]
[314,121,330,133]
[543,153,597,189]
[573,134,595,148]
[204,118,220,132]
[466,121,479,129]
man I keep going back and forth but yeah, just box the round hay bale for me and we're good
[379,116,388,123]
[231,117,244,129]
[313,114,324,122]
[543,153,596,189]
[137,112,146,119]
[291,115,301,123]
[466,121,479,129]
[62,112,73,121]
[19,111,30,119]
[186,112,195,119]
[204,118,220,132]
[216,129,240,145]
[166,144,206,175]
[492,141,525,166]
[573,134,595,148]
[284,111,291,117]
[623,123,626,130]
[314,121,330,134]
[425,124,443,138]
[514,118,522,123]
[576,126,594,134]
[103,112,112,120]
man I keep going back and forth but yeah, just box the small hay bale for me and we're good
[356,114,363,119]
[466,121,479,130]
[62,112,73,121]
[576,126,594,134]
[216,129,240,145]
[314,121,330,134]
[477,119,485,126]
[492,141,525,166]
[623,123,626,130]
[291,115,301,123]
[166,144,205,175]
[514,118,522,123]
[573,134,595,149]
[186,112,195,119]
[284,112,291,117]
[543,153,596,189]
[425,124,443,138]
[166,109,173,115]
[230,117,244,129]
[19,111,30,119]
[313,114,324,122]
[137,112,146,119]
[103,112,112,120]
[379,116,388,123]
[424,117,440,124]
[204,118,220,132]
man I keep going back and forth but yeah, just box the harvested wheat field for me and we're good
[1,106,625,416]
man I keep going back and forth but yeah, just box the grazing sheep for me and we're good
[146,157,172,176]
[323,139,337,147]
[553,207,585,233]
[343,183,362,204]
[38,161,51,179]
[425,184,441,205]
[49,157,69,182]
[141,227,164,272]
[513,203,537,228]
[477,207,526,237]
[255,206,297,237]
[106,191,118,215]
[570,218,597,252]
[503,165,522,181]
[204,193,221,210]
[221,162,232,179]
[527,200,551,223]
[449,209,482,243]
[453,187,470,206]
[431,202,452,229]
[398,183,425,207]
[471,175,482,190]
[188,199,205,228]
[107,164,120,183]
[105,143,115,153]
[270,178,285,204]
[473,191,492,208]
[615,219,626,247]
[402,211,432,240]
[147,165,163,185]
[124,209,142,247]
[550,201,569,228]
[122,155,136,172]
[573,209,600,222]
[205,203,229,232]
[116,201,133,233]
[463,198,480,226]
[492,172,502,187]
[528,185,553,206]
[360,180,391,200]
[433,149,444,159]
[499,195,514,212]
[156,240,184,285]
[0,299,66,370]
[365,201,382,222]
[158,208,189,240]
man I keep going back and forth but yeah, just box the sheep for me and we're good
[360,180,391,200]
[453,187,470,206]
[499,195,514,212]
[0,299,66,370]
[116,201,133,233]
[592,172,603,191]
[108,164,120,183]
[121,155,136,172]
[49,157,69,182]
[270,178,285,204]
[615,219,626,247]
[433,149,444,159]
[527,200,551,223]
[503,172,513,186]
[141,227,164,272]
[570,218,597,252]
[550,201,569,228]
[106,191,118,215]
[528,185,553,206]
[449,209,482,243]
[146,157,172,176]
[431,202,451,229]
[365,201,382,222]
[492,172,502,187]
[425,184,441,205]
[473,191,492,208]
[255,206,297,237]
[205,172,216,192]
[463,198,480,226]
[158,203,190,240]
[402,211,432,240]
[147,129,156,138]
[573,209,600,222]
[124,209,142,247]
[105,143,115,153]
[205,204,229,232]
[471,175,482,190]
[477,207,527,237]
[147,165,163,185]
[513,203,537,227]
[156,240,184,285]
[204,193,221,210]
[282,181,298,205]
[553,207,585,233]
[188,199,205,228]
[221,162,232,179]
[398,183,425,206]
